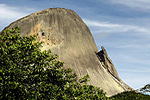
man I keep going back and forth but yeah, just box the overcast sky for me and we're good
[0,0,150,89]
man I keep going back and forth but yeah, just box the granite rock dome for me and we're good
[4,8,132,96]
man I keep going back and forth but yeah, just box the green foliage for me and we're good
[137,84,150,94]
[0,27,109,100]
[110,91,150,100]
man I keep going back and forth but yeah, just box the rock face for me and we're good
[97,46,120,81]
[4,8,132,96]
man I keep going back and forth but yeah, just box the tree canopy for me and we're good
[137,84,150,95]
[110,91,150,100]
[0,27,109,100]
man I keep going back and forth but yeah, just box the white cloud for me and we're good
[123,76,150,89]
[119,68,150,73]
[116,44,150,49]
[0,4,34,31]
[83,19,149,34]
[109,0,150,11]
[114,54,150,65]
[0,4,27,19]
[117,45,141,49]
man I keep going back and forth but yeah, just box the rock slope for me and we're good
[4,8,132,96]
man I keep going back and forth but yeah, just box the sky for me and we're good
[0,0,150,89]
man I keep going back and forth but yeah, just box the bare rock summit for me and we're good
[4,8,132,96]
